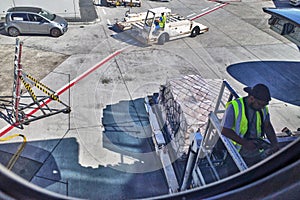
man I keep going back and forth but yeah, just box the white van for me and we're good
[290,0,300,6]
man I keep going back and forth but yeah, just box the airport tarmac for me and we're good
[0,0,299,199]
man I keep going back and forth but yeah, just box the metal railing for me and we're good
[189,80,248,188]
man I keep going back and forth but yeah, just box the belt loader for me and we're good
[145,76,300,193]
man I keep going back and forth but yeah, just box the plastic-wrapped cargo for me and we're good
[157,75,229,159]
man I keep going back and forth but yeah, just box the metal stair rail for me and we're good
[191,80,248,187]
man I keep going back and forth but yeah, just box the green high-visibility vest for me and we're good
[226,97,269,150]
[159,15,166,28]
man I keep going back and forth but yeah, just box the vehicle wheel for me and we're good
[50,28,62,37]
[191,26,200,37]
[8,27,20,37]
[158,33,168,45]
[63,107,71,114]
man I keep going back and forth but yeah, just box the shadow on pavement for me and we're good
[66,0,98,22]
[0,136,168,199]
[0,98,171,199]
[102,98,151,154]
[76,0,98,22]
[0,142,60,183]
[109,25,151,47]
[227,61,300,106]
[102,97,169,193]
[271,0,294,8]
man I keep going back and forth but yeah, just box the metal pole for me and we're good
[12,39,23,123]
[180,132,202,191]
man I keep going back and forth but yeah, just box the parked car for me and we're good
[4,7,68,37]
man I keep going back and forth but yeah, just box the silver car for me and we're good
[4,7,68,37]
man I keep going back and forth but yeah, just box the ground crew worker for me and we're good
[159,12,166,29]
[221,83,279,166]
[153,12,166,35]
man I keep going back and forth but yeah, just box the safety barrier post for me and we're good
[12,39,23,123]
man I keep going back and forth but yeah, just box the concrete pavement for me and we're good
[0,0,299,199]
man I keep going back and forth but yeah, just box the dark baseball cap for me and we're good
[244,84,271,102]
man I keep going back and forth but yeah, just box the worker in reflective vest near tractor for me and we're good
[159,12,166,29]
[153,12,167,35]
[221,83,279,166]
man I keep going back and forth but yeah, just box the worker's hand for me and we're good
[262,144,279,157]
[270,144,279,153]
[242,139,257,150]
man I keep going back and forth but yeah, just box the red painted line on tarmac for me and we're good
[190,2,228,21]
[57,48,124,95]
[0,48,125,137]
